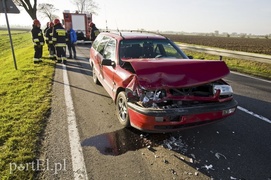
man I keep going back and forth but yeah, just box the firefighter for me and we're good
[52,19,67,64]
[44,22,50,51]
[31,19,44,63]
[45,22,55,60]
[89,22,100,41]
[44,22,50,34]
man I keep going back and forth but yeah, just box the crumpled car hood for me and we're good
[125,59,230,89]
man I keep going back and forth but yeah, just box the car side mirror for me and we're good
[102,59,115,67]
[188,55,193,59]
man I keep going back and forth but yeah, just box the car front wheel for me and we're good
[116,92,130,127]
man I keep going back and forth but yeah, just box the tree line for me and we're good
[13,0,98,21]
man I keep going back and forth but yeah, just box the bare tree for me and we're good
[13,0,37,20]
[38,3,58,22]
[71,0,98,14]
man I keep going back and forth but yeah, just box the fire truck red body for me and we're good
[63,11,92,40]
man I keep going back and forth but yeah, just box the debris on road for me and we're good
[202,164,214,170]
[147,145,156,152]
[190,153,196,159]
[215,152,227,159]
[163,136,188,153]
[173,154,185,161]
[170,168,177,175]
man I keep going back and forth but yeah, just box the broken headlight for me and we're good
[213,85,233,96]
[141,89,166,107]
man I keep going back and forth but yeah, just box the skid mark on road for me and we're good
[238,106,271,124]
[63,64,88,180]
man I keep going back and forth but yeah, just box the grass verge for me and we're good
[0,30,55,179]
[183,50,271,80]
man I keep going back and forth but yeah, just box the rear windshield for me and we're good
[119,39,188,60]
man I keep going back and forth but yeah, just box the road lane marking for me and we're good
[238,106,271,124]
[230,71,271,83]
[63,64,88,180]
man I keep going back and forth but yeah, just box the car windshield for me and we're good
[119,39,188,60]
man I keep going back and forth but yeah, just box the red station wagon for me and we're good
[89,31,238,132]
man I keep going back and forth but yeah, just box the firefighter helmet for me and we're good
[89,22,94,27]
[49,22,54,27]
[54,19,60,25]
[33,19,40,26]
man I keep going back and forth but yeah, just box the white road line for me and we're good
[237,106,271,124]
[230,71,271,83]
[63,64,88,180]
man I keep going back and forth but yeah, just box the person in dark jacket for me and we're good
[66,24,77,59]
[45,22,55,60]
[31,19,45,63]
[44,22,50,50]
[89,22,100,41]
[52,19,67,64]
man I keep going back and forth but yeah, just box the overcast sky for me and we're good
[0,0,270,35]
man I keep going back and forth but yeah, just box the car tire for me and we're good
[92,68,100,84]
[116,91,130,127]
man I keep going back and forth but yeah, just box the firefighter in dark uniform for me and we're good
[45,22,56,60]
[89,22,100,41]
[31,19,44,63]
[52,19,67,64]
[44,22,50,51]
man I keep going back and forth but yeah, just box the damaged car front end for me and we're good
[123,60,238,132]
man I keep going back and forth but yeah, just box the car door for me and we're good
[101,38,117,98]
[93,36,110,83]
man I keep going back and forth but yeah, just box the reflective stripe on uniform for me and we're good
[33,38,39,42]
[56,29,66,36]
[55,43,66,47]
[52,38,57,41]
[49,41,53,44]
[38,33,42,36]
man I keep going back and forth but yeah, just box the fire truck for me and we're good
[63,10,92,41]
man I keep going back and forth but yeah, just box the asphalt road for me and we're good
[38,45,271,180]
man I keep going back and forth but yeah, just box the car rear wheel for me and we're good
[92,68,100,84]
[116,92,130,127]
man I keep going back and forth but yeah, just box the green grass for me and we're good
[183,50,271,80]
[0,30,55,179]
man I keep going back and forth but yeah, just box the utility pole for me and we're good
[0,0,20,70]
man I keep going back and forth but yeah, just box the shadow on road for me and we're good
[81,128,170,156]
[54,55,93,77]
